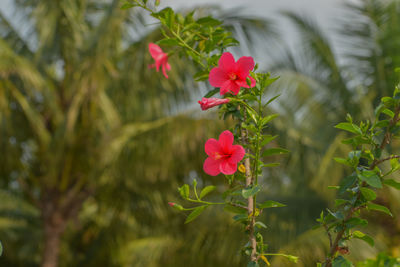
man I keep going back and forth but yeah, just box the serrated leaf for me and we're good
[199,185,216,199]
[263,148,289,157]
[259,200,286,209]
[383,179,400,190]
[242,185,261,199]
[185,205,207,224]
[352,231,374,247]
[358,170,382,188]
[360,187,377,201]
[367,203,392,216]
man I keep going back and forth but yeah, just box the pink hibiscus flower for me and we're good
[198,97,230,110]
[148,43,171,79]
[209,52,256,95]
[203,130,245,176]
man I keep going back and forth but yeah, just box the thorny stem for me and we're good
[324,105,400,267]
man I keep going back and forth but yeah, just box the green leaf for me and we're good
[196,16,222,26]
[204,88,219,98]
[254,221,267,229]
[157,38,179,46]
[224,203,247,214]
[261,135,278,147]
[352,231,374,247]
[264,94,280,106]
[332,256,353,267]
[260,114,278,126]
[383,179,400,190]
[242,185,261,199]
[262,148,289,157]
[382,108,395,118]
[246,107,258,123]
[185,205,207,224]
[121,2,136,9]
[358,170,382,188]
[335,122,362,135]
[360,187,377,201]
[199,185,216,199]
[338,175,357,195]
[345,217,368,229]
[259,200,286,209]
[178,184,189,199]
[367,203,392,216]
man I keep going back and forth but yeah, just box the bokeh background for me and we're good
[1,0,400,266]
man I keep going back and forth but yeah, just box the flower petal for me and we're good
[203,157,222,176]
[209,67,228,87]
[149,43,163,59]
[205,138,220,156]
[236,56,255,79]
[229,145,245,164]
[218,52,235,73]
[220,80,240,95]
[218,130,234,151]
[220,160,237,175]
[162,63,169,79]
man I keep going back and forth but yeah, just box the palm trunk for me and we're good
[42,220,63,267]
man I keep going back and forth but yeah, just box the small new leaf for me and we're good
[178,184,190,199]
[335,122,362,135]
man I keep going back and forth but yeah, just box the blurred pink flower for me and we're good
[198,97,230,110]
[148,43,171,78]
[203,130,245,176]
[209,52,256,95]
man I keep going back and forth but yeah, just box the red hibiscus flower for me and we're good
[198,97,230,110]
[203,130,245,176]
[208,52,256,95]
[148,43,171,79]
